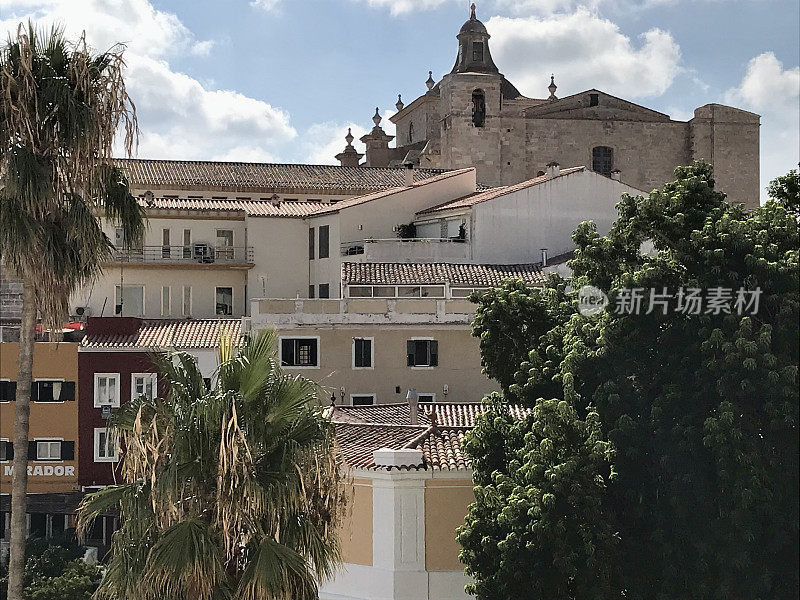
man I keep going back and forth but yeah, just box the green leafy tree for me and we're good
[0,24,143,600]
[77,330,348,600]
[767,166,799,216]
[460,163,799,599]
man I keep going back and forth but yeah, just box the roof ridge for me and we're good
[116,156,451,173]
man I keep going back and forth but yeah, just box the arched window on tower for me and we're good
[408,122,414,143]
[592,146,614,176]
[472,89,486,127]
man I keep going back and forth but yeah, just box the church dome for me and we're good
[459,16,488,36]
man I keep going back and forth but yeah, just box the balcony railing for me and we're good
[340,238,469,261]
[111,245,254,265]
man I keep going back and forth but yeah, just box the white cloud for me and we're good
[1,0,296,161]
[355,0,453,16]
[250,0,282,13]
[724,52,800,200]
[485,11,681,99]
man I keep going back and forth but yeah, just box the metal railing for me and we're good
[111,245,254,264]
[340,237,467,256]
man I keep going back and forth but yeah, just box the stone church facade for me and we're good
[339,5,760,208]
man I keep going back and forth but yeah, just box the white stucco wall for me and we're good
[470,171,643,263]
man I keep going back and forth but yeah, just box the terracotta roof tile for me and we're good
[416,166,586,215]
[342,262,547,287]
[140,197,325,217]
[115,158,451,194]
[332,402,532,471]
[81,319,241,349]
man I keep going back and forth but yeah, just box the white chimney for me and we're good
[546,161,560,179]
[541,248,548,267]
[407,388,419,425]
[610,169,621,181]
[373,447,424,468]
[404,162,415,187]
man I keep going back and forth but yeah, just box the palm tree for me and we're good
[77,330,348,600]
[0,24,143,600]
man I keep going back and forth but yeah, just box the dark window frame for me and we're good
[592,146,614,177]
[472,89,486,128]
[280,338,319,368]
[318,283,330,299]
[308,227,315,260]
[472,41,484,62]
[319,225,330,259]
[406,339,438,367]
[215,286,234,316]
[353,338,373,369]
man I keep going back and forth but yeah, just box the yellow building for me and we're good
[0,342,82,544]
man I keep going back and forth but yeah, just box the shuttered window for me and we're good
[406,340,438,367]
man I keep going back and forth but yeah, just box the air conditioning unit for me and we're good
[193,243,214,263]
[73,306,91,317]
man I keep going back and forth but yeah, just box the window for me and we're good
[131,373,157,401]
[348,286,371,298]
[32,380,74,402]
[216,229,234,260]
[472,41,484,62]
[0,440,10,461]
[94,373,120,408]
[398,286,421,298]
[374,286,395,298]
[161,286,170,317]
[280,337,319,368]
[94,428,119,462]
[308,227,315,260]
[115,285,144,317]
[589,93,599,106]
[318,283,330,299]
[308,285,315,299]
[35,440,61,461]
[161,228,171,259]
[351,394,375,406]
[183,229,192,259]
[182,286,192,317]
[318,225,330,259]
[215,287,233,316]
[0,380,16,402]
[592,146,614,177]
[353,338,373,369]
[408,122,414,143]
[418,394,436,403]
[472,89,486,127]
[407,339,438,367]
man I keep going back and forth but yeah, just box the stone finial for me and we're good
[335,127,364,167]
[470,2,476,19]
[396,94,404,111]
[345,127,354,146]
[426,70,435,90]
[548,74,558,101]
[372,107,382,127]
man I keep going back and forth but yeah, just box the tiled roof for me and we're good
[416,166,586,215]
[140,196,325,217]
[342,262,547,287]
[309,168,474,216]
[115,158,451,194]
[333,402,531,427]
[81,319,241,349]
[332,402,532,471]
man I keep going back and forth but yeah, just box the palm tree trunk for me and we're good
[7,282,36,600]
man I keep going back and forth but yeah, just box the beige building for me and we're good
[249,264,546,406]
[343,5,760,208]
[322,399,531,600]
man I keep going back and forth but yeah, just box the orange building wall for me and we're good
[425,478,475,571]
[0,342,80,494]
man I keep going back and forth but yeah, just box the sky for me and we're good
[1,0,798,201]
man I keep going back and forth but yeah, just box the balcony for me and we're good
[340,238,470,262]
[109,245,254,268]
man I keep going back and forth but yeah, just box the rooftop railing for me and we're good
[111,244,254,264]
[340,237,468,257]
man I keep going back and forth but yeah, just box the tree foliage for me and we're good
[458,163,799,599]
[77,330,348,600]
[767,165,799,217]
